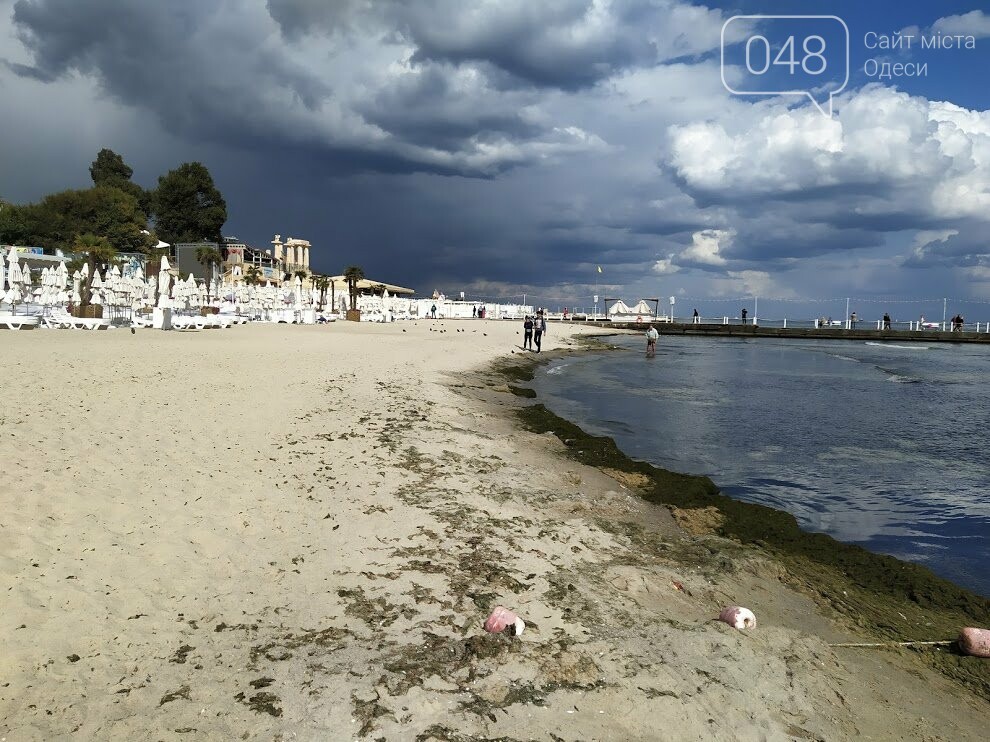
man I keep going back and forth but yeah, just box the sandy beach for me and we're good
[1,320,987,741]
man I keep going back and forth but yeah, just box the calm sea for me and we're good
[533,335,990,598]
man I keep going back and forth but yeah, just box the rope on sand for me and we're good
[828,640,954,648]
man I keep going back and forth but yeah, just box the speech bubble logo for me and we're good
[721,15,849,118]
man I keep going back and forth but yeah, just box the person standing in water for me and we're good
[645,324,659,357]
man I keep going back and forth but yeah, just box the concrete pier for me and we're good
[593,321,990,344]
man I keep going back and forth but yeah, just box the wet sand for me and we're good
[1,320,987,740]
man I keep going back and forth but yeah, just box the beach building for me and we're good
[222,237,280,284]
[272,235,312,276]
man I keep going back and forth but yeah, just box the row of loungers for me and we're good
[131,313,251,330]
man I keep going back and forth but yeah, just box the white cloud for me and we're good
[652,254,679,274]
[932,11,990,39]
[681,229,732,266]
[667,86,990,222]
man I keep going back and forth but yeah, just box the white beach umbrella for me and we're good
[71,271,82,304]
[8,258,22,286]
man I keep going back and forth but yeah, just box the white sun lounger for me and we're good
[0,313,41,330]
[44,308,110,330]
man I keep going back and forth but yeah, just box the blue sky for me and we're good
[0,0,988,318]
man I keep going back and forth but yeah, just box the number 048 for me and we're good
[745,35,827,75]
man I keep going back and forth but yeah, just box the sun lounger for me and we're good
[0,313,40,330]
[45,308,110,330]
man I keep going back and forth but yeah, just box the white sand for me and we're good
[1,320,986,740]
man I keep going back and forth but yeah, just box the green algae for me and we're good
[511,398,990,700]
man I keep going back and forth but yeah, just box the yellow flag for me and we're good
[597,265,603,273]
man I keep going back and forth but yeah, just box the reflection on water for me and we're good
[534,336,990,598]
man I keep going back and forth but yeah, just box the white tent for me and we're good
[607,300,633,317]
[630,300,655,317]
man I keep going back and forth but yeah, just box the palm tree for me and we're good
[195,244,223,302]
[343,265,365,312]
[244,265,262,286]
[313,276,330,309]
[74,233,116,310]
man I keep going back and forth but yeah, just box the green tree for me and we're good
[195,244,223,301]
[90,148,151,216]
[27,187,152,253]
[343,265,365,311]
[74,233,117,307]
[0,200,31,245]
[244,265,262,286]
[313,275,330,309]
[152,163,227,245]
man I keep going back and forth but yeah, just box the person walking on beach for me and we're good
[645,324,659,357]
[430,303,437,319]
[883,312,891,330]
[534,312,546,352]
[523,315,534,350]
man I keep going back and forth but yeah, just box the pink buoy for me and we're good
[958,627,990,658]
[719,606,756,630]
[484,606,525,636]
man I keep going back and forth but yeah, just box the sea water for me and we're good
[533,335,990,598]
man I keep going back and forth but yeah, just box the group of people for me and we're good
[522,310,547,352]
[472,305,487,318]
[951,313,966,331]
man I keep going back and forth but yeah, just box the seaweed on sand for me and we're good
[513,401,990,700]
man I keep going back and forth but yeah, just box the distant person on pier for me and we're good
[741,307,748,324]
[646,324,659,357]
[850,311,858,329]
[693,308,700,324]
[883,312,891,330]
[523,315,534,350]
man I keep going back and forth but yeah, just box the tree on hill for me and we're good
[244,265,262,285]
[152,163,227,246]
[344,265,365,311]
[89,148,151,216]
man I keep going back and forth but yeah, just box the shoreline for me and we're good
[1,322,987,740]
[500,338,990,700]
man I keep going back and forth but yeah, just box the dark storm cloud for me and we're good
[267,0,726,91]
[356,62,543,152]
[8,0,606,178]
[10,0,330,140]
